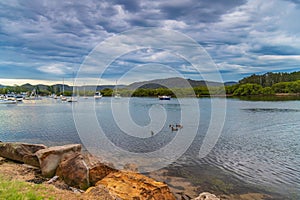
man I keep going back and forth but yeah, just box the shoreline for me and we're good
[0,154,280,200]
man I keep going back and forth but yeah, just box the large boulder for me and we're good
[0,142,47,167]
[96,171,176,200]
[35,144,81,177]
[193,192,220,200]
[56,153,117,189]
[77,153,117,186]
[89,163,117,186]
[56,153,90,190]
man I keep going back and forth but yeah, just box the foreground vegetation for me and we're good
[0,175,54,200]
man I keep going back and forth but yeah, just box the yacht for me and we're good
[6,94,16,101]
[114,80,121,99]
[15,94,24,102]
[94,91,102,99]
[0,99,17,104]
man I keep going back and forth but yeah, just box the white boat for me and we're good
[61,78,67,102]
[94,91,102,99]
[66,72,79,103]
[6,94,16,101]
[61,95,67,102]
[0,99,17,104]
[15,95,24,102]
[24,89,41,100]
[114,80,121,99]
[67,96,78,102]
[158,95,171,100]
[114,93,121,99]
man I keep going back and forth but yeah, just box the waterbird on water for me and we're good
[169,124,183,131]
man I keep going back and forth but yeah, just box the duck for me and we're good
[171,126,179,131]
[175,124,183,129]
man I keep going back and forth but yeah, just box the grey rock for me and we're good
[193,192,220,200]
[0,142,47,167]
[35,144,81,177]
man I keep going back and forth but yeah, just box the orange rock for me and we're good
[96,171,176,200]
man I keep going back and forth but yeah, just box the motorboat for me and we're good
[61,95,67,102]
[15,95,24,102]
[6,94,16,101]
[0,99,17,104]
[94,92,102,99]
[158,95,171,100]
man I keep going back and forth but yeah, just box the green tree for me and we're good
[233,84,263,96]
[101,88,113,96]
[259,87,274,95]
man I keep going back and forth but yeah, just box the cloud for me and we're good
[258,55,300,61]
[0,0,300,84]
[37,63,72,75]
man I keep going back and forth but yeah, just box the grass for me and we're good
[0,175,55,200]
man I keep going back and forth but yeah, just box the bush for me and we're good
[233,84,263,96]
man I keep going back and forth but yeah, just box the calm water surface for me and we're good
[0,97,299,198]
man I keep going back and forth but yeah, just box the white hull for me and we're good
[0,100,17,104]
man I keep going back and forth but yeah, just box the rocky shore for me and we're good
[0,141,222,200]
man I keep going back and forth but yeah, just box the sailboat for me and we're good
[25,88,41,100]
[94,91,102,99]
[83,83,88,99]
[0,94,17,104]
[61,78,67,102]
[114,80,121,99]
[67,74,78,102]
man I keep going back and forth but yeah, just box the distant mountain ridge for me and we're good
[0,78,236,90]
[127,77,236,89]
[17,83,126,92]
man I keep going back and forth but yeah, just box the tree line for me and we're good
[1,71,299,97]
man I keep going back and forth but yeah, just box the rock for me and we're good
[89,163,117,186]
[175,192,192,200]
[85,185,116,200]
[193,192,220,200]
[35,144,81,177]
[96,171,176,200]
[0,142,47,167]
[46,175,59,184]
[56,153,90,190]
[56,152,117,189]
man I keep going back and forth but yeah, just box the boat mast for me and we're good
[62,78,65,96]
[115,80,118,94]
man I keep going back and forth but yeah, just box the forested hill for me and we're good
[127,77,235,89]
[239,71,300,87]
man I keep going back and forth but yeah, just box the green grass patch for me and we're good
[0,175,54,200]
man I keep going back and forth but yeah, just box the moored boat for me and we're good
[67,97,78,102]
[158,95,171,100]
[6,94,16,101]
[94,91,102,99]
[15,95,24,102]
[0,99,17,104]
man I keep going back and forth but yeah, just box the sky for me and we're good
[1,0,300,85]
